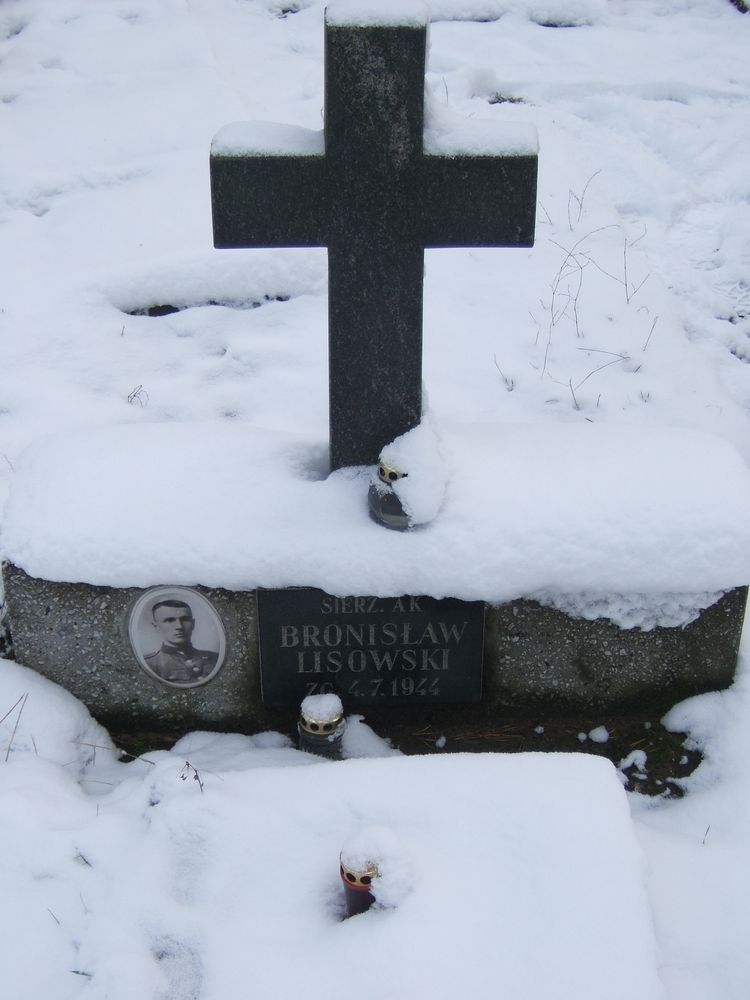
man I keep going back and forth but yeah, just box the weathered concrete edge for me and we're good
[483,586,747,711]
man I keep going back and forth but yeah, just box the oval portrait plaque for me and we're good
[129,587,227,689]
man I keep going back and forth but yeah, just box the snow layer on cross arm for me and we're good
[424,103,538,156]
[326,0,429,27]
[212,122,325,157]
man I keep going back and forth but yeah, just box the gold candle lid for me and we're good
[340,856,378,891]
[377,460,407,485]
[299,694,344,735]
[299,711,344,736]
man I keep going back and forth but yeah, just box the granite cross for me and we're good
[210,1,538,470]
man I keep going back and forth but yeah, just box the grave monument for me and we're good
[210,2,536,469]
[1,2,748,736]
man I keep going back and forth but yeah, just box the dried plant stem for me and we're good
[0,693,26,727]
[575,356,628,389]
[4,692,28,761]
[179,760,204,792]
[567,169,601,230]
[493,355,516,391]
[643,316,659,351]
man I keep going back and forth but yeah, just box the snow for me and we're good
[325,1,429,27]
[3,421,748,627]
[425,98,539,155]
[301,691,344,722]
[429,0,607,22]
[212,121,325,157]
[1,0,750,996]
[377,415,447,526]
[0,666,662,1000]
[341,713,403,758]
[0,661,115,773]
[339,824,414,909]
[2,3,748,630]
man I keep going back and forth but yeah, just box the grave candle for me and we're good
[340,856,377,917]
[297,693,346,759]
[369,458,410,530]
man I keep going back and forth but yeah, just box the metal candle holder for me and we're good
[368,459,410,531]
[340,855,378,917]
[297,700,345,759]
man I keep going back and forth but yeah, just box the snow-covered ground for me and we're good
[1,0,749,996]
[0,662,667,1000]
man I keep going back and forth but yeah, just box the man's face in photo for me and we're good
[152,603,195,648]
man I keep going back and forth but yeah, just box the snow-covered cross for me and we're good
[210,1,537,470]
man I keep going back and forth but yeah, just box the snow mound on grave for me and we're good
[3,421,750,628]
[0,750,664,1000]
[107,249,326,316]
[342,714,403,758]
[428,0,606,24]
[169,716,398,768]
[520,0,607,26]
[0,660,115,774]
[429,0,509,17]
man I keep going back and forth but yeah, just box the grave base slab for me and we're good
[2,562,745,732]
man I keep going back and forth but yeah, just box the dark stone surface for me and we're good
[2,562,745,731]
[257,588,484,708]
[210,14,538,469]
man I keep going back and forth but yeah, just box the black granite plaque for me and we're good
[257,588,484,709]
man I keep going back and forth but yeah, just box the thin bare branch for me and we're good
[0,694,26,727]
[628,273,650,302]
[643,316,659,351]
[568,378,580,410]
[538,201,553,226]
[578,252,625,287]
[179,761,204,793]
[575,356,628,390]
[576,347,628,358]
[493,355,516,391]
[5,692,28,761]
[577,170,601,219]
